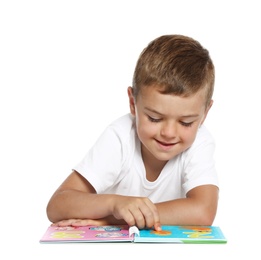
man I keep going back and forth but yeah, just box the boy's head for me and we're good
[132,34,215,108]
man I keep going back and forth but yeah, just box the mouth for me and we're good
[155,139,177,150]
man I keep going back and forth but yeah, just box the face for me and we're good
[128,86,212,165]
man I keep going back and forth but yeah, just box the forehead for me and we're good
[137,87,207,115]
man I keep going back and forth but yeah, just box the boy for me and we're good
[46,34,219,231]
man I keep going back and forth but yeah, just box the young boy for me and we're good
[46,34,219,231]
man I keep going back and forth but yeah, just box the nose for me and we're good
[160,121,176,139]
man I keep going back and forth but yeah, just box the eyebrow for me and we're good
[144,107,164,116]
[144,107,200,118]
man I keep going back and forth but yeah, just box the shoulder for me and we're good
[106,113,136,141]
[96,114,137,158]
[191,125,215,150]
[109,113,135,130]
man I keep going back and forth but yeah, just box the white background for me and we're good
[1,0,260,258]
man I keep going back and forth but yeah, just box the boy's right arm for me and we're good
[46,171,161,230]
[47,170,101,223]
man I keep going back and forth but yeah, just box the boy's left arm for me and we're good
[156,184,219,226]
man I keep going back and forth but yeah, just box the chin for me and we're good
[154,154,176,162]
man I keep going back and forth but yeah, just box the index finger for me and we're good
[154,221,162,231]
[145,199,161,230]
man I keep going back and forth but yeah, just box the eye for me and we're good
[180,121,193,127]
[148,115,161,123]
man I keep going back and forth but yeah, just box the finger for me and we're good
[142,199,161,229]
[52,219,77,227]
[128,201,152,229]
[154,221,162,231]
[131,208,146,229]
[119,208,137,227]
[152,210,161,230]
[70,219,91,226]
[71,219,109,226]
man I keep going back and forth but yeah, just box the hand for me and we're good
[111,195,161,231]
[51,218,110,227]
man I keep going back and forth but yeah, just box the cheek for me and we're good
[180,128,198,144]
[136,117,157,139]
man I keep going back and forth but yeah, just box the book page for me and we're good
[40,225,133,243]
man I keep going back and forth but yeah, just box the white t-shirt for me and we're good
[74,113,218,203]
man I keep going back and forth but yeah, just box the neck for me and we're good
[141,145,168,182]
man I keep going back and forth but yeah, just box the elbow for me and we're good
[46,197,61,223]
[196,205,217,226]
[198,214,215,226]
[46,190,73,223]
[46,201,55,223]
[186,184,219,226]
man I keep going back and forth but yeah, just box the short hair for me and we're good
[132,35,215,107]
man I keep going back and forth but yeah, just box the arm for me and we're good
[156,184,219,226]
[47,171,110,222]
[46,171,161,230]
[47,171,218,228]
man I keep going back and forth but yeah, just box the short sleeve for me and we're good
[73,114,135,193]
[73,126,126,193]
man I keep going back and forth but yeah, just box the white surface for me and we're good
[1,1,260,259]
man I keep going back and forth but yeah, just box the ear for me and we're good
[127,87,136,116]
[200,99,213,126]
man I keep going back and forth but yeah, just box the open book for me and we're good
[40,224,227,244]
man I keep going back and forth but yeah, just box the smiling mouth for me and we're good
[156,139,177,147]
